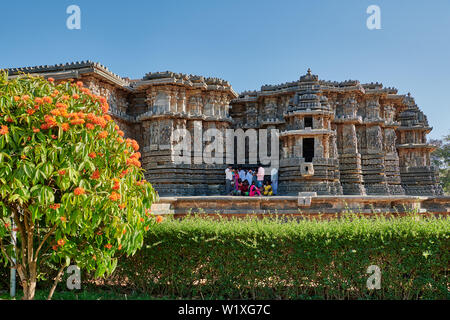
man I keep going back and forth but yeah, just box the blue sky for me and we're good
[1,0,449,139]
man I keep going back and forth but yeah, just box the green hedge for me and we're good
[105,214,449,300]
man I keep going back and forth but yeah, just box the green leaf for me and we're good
[42,163,54,179]
[23,163,35,179]
[40,185,54,204]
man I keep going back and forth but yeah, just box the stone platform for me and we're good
[151,195,450,218]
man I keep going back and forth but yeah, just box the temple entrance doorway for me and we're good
[303,138,314,162]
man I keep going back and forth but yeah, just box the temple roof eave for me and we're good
[283,110,335,118]
[396,126,433,133]
[5,60,131,88]
[279,129,335,137]
[396,143,437,151]
[131,79,238,98]
[4,61,238,98]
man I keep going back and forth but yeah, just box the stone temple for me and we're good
[6,61,443,198]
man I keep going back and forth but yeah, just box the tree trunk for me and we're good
[17,263,37,300]
[47,264,66,300]
[7,206,58,300]
[23,279,37,300]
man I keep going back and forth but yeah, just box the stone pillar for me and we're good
[329,131,343,195]
[178,91,186,113]
[383,126,404,194]
[362,125,390,195]
[314,136,324,158]
[168,90,176,113]
[294,137,302,158]
[335,96,366,196]
[289,136,295,158]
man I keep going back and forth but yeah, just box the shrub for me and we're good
[108,214,449,299]
[0,73,158,299]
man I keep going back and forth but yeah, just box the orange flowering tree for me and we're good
[0,72,158,300]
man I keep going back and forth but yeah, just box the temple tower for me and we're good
[397,94,443,195]
[278,69,342,195]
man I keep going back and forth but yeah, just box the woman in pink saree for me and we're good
[233,169,239,192]
[249,181,262,197]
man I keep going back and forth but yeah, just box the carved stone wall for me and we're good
[230,72,442,196]
[6,62,443,196]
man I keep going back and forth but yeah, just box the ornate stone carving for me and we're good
[7,62,442,196]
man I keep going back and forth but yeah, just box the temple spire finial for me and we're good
[307,68,311,75]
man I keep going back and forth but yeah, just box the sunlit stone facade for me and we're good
[6,62,443,196]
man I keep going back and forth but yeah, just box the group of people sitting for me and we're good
[225,166,278,196]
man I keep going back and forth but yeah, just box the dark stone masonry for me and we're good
[6,61,444,197]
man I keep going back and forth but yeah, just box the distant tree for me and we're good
[430,134,450,194]
[0,73,158,299]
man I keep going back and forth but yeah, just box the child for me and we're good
[240,180,249,196]
[249,181,262,197]
[263,180,273,196]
